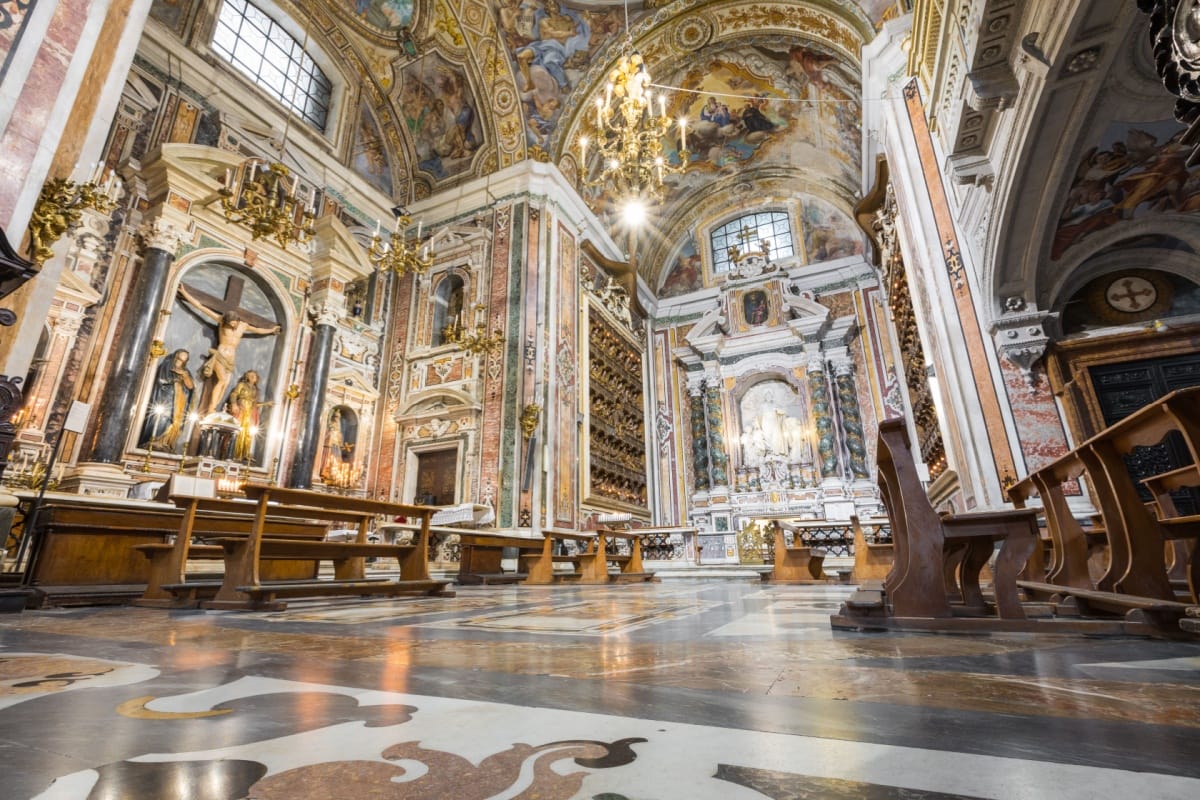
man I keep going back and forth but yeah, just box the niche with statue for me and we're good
[320,405,360,488]
[136,261,285,466]
[736,379,813,491]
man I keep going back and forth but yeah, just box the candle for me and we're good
[417,219,422,239]
[679,117,687,151]
[394,214,401,233]
[579,135,588,162]
[224,167,233,187]
[659,94,666,119]
[374,219,381,238]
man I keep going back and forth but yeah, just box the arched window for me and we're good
[710,210,795,274]
[212,0,332,130]
[431,274,465,347]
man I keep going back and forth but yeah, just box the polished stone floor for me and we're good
[1,581,1199,799]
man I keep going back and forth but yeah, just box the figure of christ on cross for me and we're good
[177,276,281,416]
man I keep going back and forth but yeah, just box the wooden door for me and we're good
[414,449,458,506]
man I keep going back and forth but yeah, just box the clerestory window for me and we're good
[710,210,795,274]
[212,0,332,131]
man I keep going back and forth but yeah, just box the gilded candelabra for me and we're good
[519,404,541,440]
[442,305,504,356]
[26,170,118,267]
[219,159,316,250]
[368,208,434,275]
[577,47,689,204]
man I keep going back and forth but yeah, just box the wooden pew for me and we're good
[851,516,893,583]
[761,522,825,583]
[586,529,658,584]
[132,496,332,608]
[1006,456,1095,590]
[521,529,597,585]
[1142,463,1200,604]
[1018,387,1200,606]
[873,419,1037,620]
[196,486,452,610]
[454,530,563,585]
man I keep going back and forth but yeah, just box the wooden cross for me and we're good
[180,274,275,329]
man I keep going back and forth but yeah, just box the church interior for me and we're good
[1,0,1200,797]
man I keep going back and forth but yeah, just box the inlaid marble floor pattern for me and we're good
[1,581,1198,799]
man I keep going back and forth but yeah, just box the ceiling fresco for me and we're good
[1052,118,1197,262]
[399,52,486,180]
[232,0,882,287]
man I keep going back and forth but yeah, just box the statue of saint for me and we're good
[177,283,280,415]
[139,348,195,451]
[226,370,270,462]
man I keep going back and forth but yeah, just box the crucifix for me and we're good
[177,274,281,416]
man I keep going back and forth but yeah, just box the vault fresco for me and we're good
[1053,119,1199,261]
[399,52,485,180]
[664,40,861,194]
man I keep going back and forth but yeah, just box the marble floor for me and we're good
[1,581,1199,799]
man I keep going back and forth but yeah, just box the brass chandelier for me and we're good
[577,44,689,205]
[368,208,434,275]
[219,158,316,250]
[442,304,504,356]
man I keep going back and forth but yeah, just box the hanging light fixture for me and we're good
[367,207,435,276]
[577,20,689,209]
[219,159,316,249]
[218,12,317,250]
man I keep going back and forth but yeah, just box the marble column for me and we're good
[808,359,840,479]
[704,383,729,488]
[832,359,870,478]
[287,305,337,489]
[688,385,710,492]
[83,221,179,464]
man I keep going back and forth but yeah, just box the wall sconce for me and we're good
[26,169,118,267]
[520,403,541,439]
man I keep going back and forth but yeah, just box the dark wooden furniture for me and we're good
[873,419,1037,620]
[1012,387,1200,608]
[195,486,452,610]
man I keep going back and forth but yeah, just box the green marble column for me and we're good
[834,361,869,478]
[808,361,840,478]
[704,383,729,487]
[689,387,710,492]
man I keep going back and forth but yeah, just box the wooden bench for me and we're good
[872,419,1038,620]
[521,529,598,585]
[1018,580,1196,630]
[760,522,825,583]
[851,516,893,582]
[196,486,452,610]
[1142,463,1200,604]
[1011,387,1200,607]
[588,528,658,584]
[132,495,344,608]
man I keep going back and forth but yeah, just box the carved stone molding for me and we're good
[138,219,185,255]
[309,303,343,328]
[990,303,1058,386]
